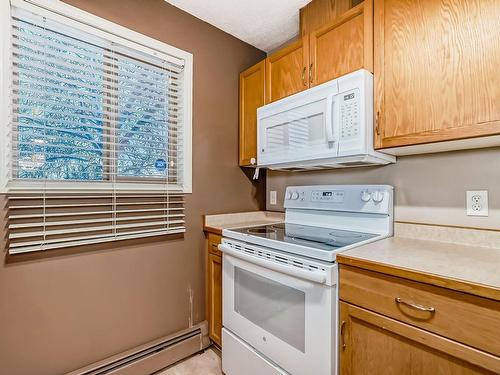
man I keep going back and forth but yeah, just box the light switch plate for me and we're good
[269,190,277,205]
[466,190,488,216]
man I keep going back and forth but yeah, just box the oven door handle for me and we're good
[219,244,327,285]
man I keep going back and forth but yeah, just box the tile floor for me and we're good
[158,348,222,375]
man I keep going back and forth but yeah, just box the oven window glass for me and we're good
[234,267,306,352]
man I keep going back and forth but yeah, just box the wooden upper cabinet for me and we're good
[374,0,500,149]
[239,61,265,166]
[310,1,373,86]
[265,37,309,103]
[299,0,352,37]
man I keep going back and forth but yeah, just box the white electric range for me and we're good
[219,185,394,375]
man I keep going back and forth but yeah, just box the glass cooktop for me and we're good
[231,222,378,252]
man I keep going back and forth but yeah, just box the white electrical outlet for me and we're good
[466,190,488,216]
[269,190,277,205]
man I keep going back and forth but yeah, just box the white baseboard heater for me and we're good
[66,322,210,375]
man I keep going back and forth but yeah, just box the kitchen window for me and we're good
[1,0,193,253]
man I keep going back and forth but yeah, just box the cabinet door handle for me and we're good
[309,63,313,84]
[395,297,435,313]
[340,320,347,350]
[375,111,380,136]
[302,67,307,86]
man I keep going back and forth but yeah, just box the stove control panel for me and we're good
[284,185,393,215]
[311,190,345,203]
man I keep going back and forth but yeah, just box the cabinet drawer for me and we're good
[340,302,500,375]
[208,233,222,256]
[339,265,500,356]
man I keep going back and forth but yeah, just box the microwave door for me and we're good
[259,99,333,165]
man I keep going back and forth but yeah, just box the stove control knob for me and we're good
[361,190,372,202]
[286,192,292,200]
[372,191,385,203]
[291,191,299,200]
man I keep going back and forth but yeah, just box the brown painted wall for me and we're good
[0,1,266,374]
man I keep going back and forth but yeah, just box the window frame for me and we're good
[0,0,193,193]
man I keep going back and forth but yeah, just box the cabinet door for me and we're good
[207,252,222,347]
[239,61,265,166]
[310,1,373,87]
[266,37,309,103]
[374,0,500,149]
[339,302,499,375]
[299,0,352,37]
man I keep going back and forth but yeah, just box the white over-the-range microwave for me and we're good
[257,69,395,170]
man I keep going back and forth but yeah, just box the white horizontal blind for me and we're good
[7,6,187,253]
[8,193,185,253]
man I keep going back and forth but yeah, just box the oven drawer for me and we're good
[339,265,500,356]
[222,329,287,375]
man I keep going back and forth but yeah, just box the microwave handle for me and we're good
[219,243,327,285]
[326,96,336,144]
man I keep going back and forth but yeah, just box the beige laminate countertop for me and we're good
[203,211,284,235]
[337,236,500,301]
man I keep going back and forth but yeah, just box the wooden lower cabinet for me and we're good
[207,252,222,347]
[339,265,500,357]
[338,264,500,374]
[339,302,498,374]
[206,233,222,347]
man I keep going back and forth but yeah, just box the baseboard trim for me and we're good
[66,322,209,375]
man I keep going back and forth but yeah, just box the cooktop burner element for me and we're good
[247,227,277,234]
[236,223,378,252]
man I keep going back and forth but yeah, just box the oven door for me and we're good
[222,249,336,375]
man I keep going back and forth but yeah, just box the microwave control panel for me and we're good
[339,88,360,140]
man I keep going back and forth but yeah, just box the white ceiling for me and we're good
[165,0,311,52]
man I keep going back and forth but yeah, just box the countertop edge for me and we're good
[203,225,222,235]
[202,211,285,235]
[337,254,500,302]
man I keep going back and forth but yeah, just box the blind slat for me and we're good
[9,220,186,239]
[9,207,184,219]
[11,120,182,139]
[10,214,185,228]
[9,228,186,254]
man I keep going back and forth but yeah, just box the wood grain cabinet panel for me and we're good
[310,1,373,86]
[266,37,309,103]
[339,302,499,375]
[207,252,222,347]
[374,0,500,149]
[339,265,500,357]
[299,0,352,37]
[239,61,265,166]
[206,233,222,347]
[207,233,222,256]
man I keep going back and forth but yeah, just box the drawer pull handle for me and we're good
[395,297,435,312]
